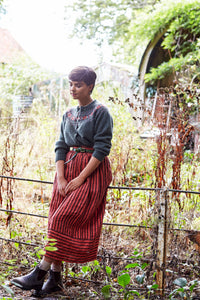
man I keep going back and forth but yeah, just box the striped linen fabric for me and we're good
[45,150,112,263]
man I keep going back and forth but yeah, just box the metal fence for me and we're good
[0,174,200,297]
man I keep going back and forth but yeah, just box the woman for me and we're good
[11,66,113,296]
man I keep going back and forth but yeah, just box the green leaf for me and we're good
[14,242,19,248]
[101,285,111,299]
[176,287,185,293]
[147,284,158,290]
[118,273,130,288]
[141,262,148,269]
[49,242,57,246]
[44,246,58,252]
[189,280,198,292]
[93,260,99,266]
[82,266,91,273]
[106,266,112,276]
[20,259,29,265]
[151,283,159,289]
[44,236,57,242]
[37,249,46,256]
[173,277,187,287]
[125,263,139,269]
[69,271,75,277]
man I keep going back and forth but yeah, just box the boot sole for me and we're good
[32,289,63,298]
[40,286,63,296]
[11,280,42,291]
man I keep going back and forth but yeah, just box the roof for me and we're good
[0,27,24,63]
[94,61,135,86]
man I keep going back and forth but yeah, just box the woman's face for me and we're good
[69,80,93,100]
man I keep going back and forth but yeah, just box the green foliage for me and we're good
[44,237,58,252]
[100,249,152,299]
[169,277,200,299]
[129,0,200,80]
[118,273,130,288]
[101,285,111,299]
[67,0,159,45]
[0,260,15,298]
[0,58,200,298]
[69,0,200,81]
[81,265,91,275]
[129,0,200,42]
[144,49,200,84]
[106,266,112,278]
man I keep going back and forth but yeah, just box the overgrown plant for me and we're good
[169,277,200,299]
[0,76,200,298]
[154,85,199,206]
[0,118,19,226]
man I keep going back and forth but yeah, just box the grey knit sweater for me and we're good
[55,100,113,162]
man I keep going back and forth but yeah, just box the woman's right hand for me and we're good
[57,177,68,197]
[56,160,67,197]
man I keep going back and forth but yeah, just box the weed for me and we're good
[169,277,200,299]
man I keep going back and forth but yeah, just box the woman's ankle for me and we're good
[51,262,62,272]
[39,257,52,271]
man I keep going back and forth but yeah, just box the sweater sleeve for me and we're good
[93,106,113,161]
[55,114,70,162]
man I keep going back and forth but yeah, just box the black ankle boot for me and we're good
[40,270,63,295]
[11,266,47,291]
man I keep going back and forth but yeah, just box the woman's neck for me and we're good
[78,97,93,107]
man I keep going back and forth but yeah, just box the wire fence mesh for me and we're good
[0,175,200,297]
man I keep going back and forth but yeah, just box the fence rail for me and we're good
[0,175,200,297]
[1,175,200,194]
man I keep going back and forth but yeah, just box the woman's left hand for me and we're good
[64,175,85,194]
[64,156,100,194]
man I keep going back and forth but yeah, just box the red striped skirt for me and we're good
[45,150,112,263]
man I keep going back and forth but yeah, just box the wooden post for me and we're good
[151,92,157,122]
[156,188,168,296]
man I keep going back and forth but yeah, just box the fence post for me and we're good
[156,188,168,296]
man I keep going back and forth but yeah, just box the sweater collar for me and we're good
[77,99,97,111]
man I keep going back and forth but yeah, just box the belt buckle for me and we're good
[80,148,85,153]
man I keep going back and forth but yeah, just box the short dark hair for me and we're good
[68,66,97,86]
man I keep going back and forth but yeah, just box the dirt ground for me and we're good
[1,230,200,299]
[1,205,200,300]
